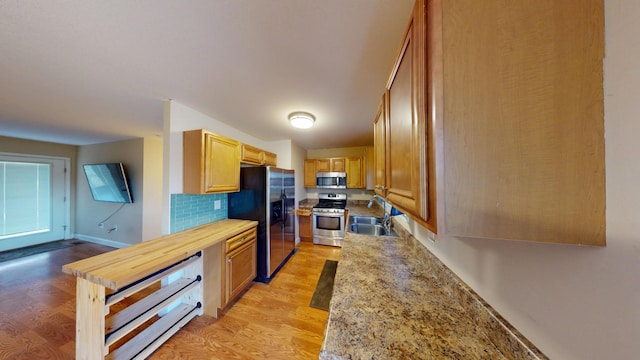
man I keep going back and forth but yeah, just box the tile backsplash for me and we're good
[170,193,228,233]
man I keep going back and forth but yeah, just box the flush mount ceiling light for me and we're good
[288,111,315,129]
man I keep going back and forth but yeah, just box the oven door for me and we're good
[312,211,345,247]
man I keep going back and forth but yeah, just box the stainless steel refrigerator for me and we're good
[228,166,295,283]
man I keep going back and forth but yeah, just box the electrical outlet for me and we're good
[98,222,104,228]
[214,200,221,210]
[114,225,118,232]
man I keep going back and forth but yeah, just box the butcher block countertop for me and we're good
[62,219,257,290]
[320,220,547,360]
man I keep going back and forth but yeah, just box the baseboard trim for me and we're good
[73,234,129,249]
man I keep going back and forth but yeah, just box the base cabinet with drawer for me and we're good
[202,227,257,317]
[224,228,257,304]
[297,208,313,242]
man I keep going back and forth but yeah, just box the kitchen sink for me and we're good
[347,216,398,237]
[349,216,383,225]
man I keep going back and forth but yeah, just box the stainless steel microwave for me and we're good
[316,172,347,189]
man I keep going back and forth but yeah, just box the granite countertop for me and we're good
[345,203,383,217]
[320,221,546,360]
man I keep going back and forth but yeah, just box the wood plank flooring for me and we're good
[0,240,340,359]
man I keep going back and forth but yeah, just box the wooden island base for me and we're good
[63,219,257,360]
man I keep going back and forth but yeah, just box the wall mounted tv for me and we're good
[83,163,133,203]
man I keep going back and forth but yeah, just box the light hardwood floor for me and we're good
[0,240,340,359]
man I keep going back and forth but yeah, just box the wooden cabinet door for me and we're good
[385,4,428,222]
[263,151,277,166]
[240,143,262,165]
[297,209,313,242]
[346,156,365,188]
[331,158,346,172]
[315,159,331,172]
[204,133,241,193]
[373,96,387,196]
[303,159,317,187]
[440,0,604,245]
[183,129,241,194]
[225,239,257,305]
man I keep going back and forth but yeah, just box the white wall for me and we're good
[399,2,640,358]
[141,137,163,241]
[75,138,145,247]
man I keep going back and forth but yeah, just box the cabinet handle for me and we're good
[231,236,248,244]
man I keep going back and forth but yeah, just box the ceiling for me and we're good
[0,0,414,149]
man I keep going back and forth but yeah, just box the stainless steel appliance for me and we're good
[313,193,347,247]
[228,166,295,283]
[316,172,347,189]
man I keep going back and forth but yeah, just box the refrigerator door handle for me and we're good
[281,192,288,224]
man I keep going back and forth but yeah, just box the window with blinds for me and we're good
[0,161,51,239]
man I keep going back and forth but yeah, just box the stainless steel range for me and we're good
[312,193,347,247]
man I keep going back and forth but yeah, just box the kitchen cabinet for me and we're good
[262,151,277,166]
[223,228,257,306]
[240,143,262,165]
[305,156,364,188]
[297,208,313,242]
[316,157,345,172]
[383,0,430,227]
[303,159,317,187]
[373,97,387,197]
[240,143,277,166]
[183,129,241,194]
[375,0,604,245]
[346,156,365,189]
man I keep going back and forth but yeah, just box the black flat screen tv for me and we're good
[83,163,133,203]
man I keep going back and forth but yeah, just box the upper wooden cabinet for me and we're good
[304,157,366,188]
[375,0,605,246]
[240,144,262,165]
[183,129,241,194]
[385,4,429,225]
[303,159,317,187]
[346,156,365,189]
[262,151,277,166]
[316,158,345,173]
[240,143,277,166]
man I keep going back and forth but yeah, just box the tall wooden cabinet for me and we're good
[303,159,317,187]
[373,97,387,197]
[375,0,605,246]
[183,129,241,194]
[384,2,429,225]
[346,156,365,189]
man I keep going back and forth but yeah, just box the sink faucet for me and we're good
[367,194,380,208]
[382,213,391,231]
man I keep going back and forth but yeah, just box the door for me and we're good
[0,153,69,252]
[385,10,428,221]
